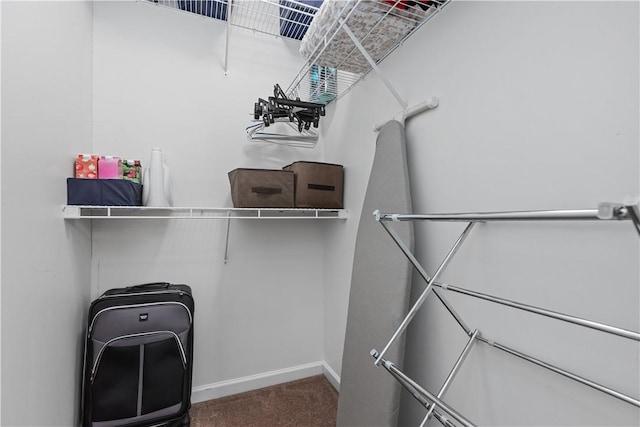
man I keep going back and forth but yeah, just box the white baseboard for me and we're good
[192,361,340,404]
[322,361,341,392]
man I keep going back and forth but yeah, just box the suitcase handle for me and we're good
[124,282,171,292]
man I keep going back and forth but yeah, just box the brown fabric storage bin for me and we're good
[283,161,344,208]
[228,168,294,208]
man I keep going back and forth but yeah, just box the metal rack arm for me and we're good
[436,281,640,342]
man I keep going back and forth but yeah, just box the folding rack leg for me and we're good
[420,329,480,427]
[375,221,476,365]
[379,361,456,427]
[371,350,477,427]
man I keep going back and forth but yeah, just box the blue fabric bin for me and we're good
[67,178,143,206]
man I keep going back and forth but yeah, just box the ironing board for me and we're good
[337,120,414,426]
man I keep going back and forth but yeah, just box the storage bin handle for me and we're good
[308,183,335,192]
[251,186,282,195]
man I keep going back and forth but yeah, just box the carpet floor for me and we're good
[190,375,338,427]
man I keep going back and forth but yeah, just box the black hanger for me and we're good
[254,84,325,133]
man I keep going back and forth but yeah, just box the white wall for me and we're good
[1,1,94,426]
[91,0,332,398]
[2,1,637,425]
[321,1,639,425]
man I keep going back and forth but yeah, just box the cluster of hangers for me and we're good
[254,84,325,132]
[247,84,326,148]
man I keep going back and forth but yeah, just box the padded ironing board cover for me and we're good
[337,120,414,427]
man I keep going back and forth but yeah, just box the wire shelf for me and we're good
[285,0,451,103]
[149,0,321,40]
[62,205,348,220]
[146,0,450,105]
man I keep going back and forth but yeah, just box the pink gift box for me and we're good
[74,154,98,179]
[98,156,122,179]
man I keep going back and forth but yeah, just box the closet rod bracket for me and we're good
[374,97,440,132]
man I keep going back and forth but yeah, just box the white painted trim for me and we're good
[322,361,341,392]
[192,361,325,404]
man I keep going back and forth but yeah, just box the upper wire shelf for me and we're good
[146,1,450,106]
[285,0,451,104]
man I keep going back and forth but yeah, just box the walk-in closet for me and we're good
[1,1,638,426]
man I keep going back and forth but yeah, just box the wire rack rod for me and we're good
[436,281,640,342]
[430,288,640,409]
[477,336,640,408]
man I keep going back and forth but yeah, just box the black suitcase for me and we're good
[82,282,195,427]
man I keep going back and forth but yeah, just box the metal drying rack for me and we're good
[371,200,640,426]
